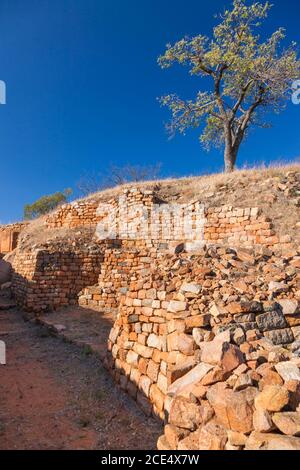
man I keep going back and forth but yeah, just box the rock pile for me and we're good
[107,244,300,439]
[158,331,300,450]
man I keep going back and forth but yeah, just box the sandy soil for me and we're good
[0,307,161,450]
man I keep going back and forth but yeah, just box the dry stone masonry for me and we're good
[105,245,300,438]
[45,188,291,249]
[11,241,103,312]
[0,222,28,255]
[3,176,300,450]
[78,240,170,316]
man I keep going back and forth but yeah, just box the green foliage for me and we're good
[24,189,72,220]
[158,0,300,171]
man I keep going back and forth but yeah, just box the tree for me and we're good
[24,189,72,220]
[77,163,162,196]
[158,0,300,172]
[107,163,162,186]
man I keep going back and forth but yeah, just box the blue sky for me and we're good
[0,0,299,223]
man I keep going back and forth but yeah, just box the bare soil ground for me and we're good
[0,306,162,450]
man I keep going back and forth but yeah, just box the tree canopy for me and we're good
[24,189,72,220]
[158,0,300,172]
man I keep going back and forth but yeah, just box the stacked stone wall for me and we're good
[105,245,300,425]
[0,222,28,254]
[45,188,292,249]
[78,239,174,315]
[46,200,101,228]
[11,243,103,313]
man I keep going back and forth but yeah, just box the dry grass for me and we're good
[78,161,300,203]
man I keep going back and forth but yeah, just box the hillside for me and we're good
[11,163,300,253]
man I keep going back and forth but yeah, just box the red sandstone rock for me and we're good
[197,421,228,450]
[169,396,202,431]
[259,370,284,390]
[272,412,300,436]
[221,344,245,372]
[200,332,244,372]
[177,384,208,401]
[167,357,197,384]
[157,435,172,450]
[177,421,228,450]
[177,333,195,356]
[146,360,160,382]
[207,383,257,433]
[164,424,190,449]
[255,385,290,412]
[168,363,214,397]
[199,400,215,425]
[245,431,300,450]
[286,380,300,410]
[185,314,211,330]
[201,366,231,386]
[233,372,253,391]
[149,384,164,411]
[253,409,275,433]
[227,430,247,447]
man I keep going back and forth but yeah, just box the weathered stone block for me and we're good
[207,383,257,433]
[272,412,300,436]
[168,363,214,397]
[264,328,294,345]
[275,362,300,382]
[255,385,289,412]
[169,396,202,431]
[256,311,287,332]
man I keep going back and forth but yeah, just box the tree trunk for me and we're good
[224,144,237,173]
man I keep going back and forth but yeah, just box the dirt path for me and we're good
[0,307,162,450]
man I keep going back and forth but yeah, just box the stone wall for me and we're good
[204,206,291,248]
[78,239,173,315]
[45,188,291,249]
[46,200,101,228]
[11,242,103,313]
[0,222,28,254]
[8,189,295,325]
[105,244,300,425]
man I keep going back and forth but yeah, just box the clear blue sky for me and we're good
[0,0,299,223]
